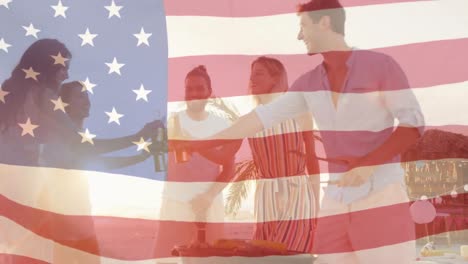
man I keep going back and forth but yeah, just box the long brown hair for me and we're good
[0,39,71,131]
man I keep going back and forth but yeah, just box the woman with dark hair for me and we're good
[0,39,159,263]
[0,39,72,165]
[248,56,319,253]
[41,81,153,170]
[154,65,239,258]
[0,39,159,166]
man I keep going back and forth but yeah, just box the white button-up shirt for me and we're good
[256,50,425,203]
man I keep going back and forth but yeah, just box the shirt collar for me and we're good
[319,47,357,76]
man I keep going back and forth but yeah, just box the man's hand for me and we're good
[336,156,376,187]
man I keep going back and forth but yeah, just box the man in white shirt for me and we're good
[185,1,425,263]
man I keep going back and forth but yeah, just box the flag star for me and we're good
[0,0,12,9]
[78,28,98,47]
[0,87,9,103]
[133,27,152,47]
[51,0,69,18]
[104,0,123,19]
[22,23,40,39]
[79,128,96,145]
[105,107,124,125]
[105,57,125,75]
[50,97,69,113]
[132,137,152,153]
[18,118,39,137]
[133,84,152,102]
[81,78,97,94]
[0,38,11,53]
[51,52,69,66]
[22,67,40,81]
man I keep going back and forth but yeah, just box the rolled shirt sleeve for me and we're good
[381,56,425,135]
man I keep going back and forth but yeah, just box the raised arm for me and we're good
[39,88,161,155]
[181,91,309,154]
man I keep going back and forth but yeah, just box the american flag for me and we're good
[1,0,467,263]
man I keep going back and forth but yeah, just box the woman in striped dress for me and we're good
[248,57,320,253]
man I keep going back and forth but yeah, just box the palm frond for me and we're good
[225,160,259,217]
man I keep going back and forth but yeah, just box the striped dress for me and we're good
[249,118,317,253]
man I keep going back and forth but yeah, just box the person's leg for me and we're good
[313,196,359,264]
[349,183,416,264]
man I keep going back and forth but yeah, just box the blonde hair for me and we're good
[250,56,288,106]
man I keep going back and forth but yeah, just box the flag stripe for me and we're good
[167,38,468,101]
[166,0,468,57]
[1,158,467,220]
[164,0,430,17]
[0,254,49,264]
[2,193,466,260]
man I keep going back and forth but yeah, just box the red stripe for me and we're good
[1,194,466,260]
[0,254,50,264]
[164,0,429,17]
[168,38,468,101]
[165,125,468,182]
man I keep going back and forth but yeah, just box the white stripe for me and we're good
[0,217,316,263]
[0,217,146,263]
[169,81,468,134]
[166,0,468,57]
[1,160,466,222]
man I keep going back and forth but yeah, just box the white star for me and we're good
[105,107,124,125]
[0,0,12,9]
[78,28,98,47]
[78,128,96,145]
[132,137,152,153]
[80,77,96,94]
[22,23,41,39]
[50,52,69,66]
[51,0,69,18]
[0,38,11,53]
[50,97,69,113]
[104,0,123,19]
[105,57,125,75]
[0,87,9,103]
[132,84,152,102]
[18,118,39,137]
[22,67,40,81]
[133,27,152,47]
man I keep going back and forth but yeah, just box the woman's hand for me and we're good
[137,120,165,139]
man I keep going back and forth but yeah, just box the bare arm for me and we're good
[39,89,160,155]
[356,126,421,168]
